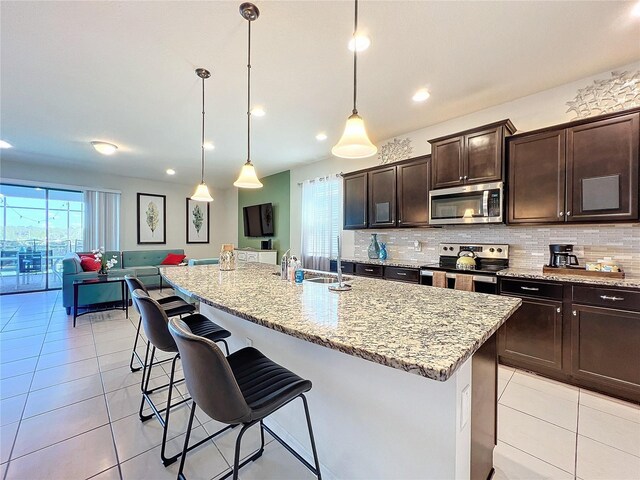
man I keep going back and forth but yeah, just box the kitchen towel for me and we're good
[432,271,447,288]
[454,274,474,292]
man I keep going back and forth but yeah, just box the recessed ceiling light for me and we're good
[316,133,328,141]
[251,107,266,117]
[632,1,640,17]
[91,141,118,155]
[412,88,431,102]
[348,34,371,52]
[166,168,176,175]
[203,142,215,150]
[0,140,13,149]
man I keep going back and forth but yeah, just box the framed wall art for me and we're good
[186,197,210,244]
[137,193,166,244]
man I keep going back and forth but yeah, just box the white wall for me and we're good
[0,159,238,258]
[289,61,640,255]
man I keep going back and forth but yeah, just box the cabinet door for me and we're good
[464,126,503,185]
[343,172,368,229]
[571,304,640,397]
[368,166,397,228]
[431,137,464,189]
[508,130,566,224]
[498,297,563,371]
[397,156,430,227]
[566,112,639,222]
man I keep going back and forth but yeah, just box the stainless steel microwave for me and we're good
[428,181,503,225]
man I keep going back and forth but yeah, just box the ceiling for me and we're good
[1,1,639,188]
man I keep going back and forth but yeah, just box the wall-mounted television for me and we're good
[243,202,274,237]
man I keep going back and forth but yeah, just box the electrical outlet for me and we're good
[460,385,471,430]
[413,240,422,252]
[245,337,253,347]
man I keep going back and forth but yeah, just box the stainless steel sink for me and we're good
[303,275,351,284]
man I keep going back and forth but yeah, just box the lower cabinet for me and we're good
[570,304,640,398]
[498,278,640,402]
[498,297,563,371]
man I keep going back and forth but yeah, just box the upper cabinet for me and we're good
[430,120,516,190]
[343,155,431,230]
[397,156,430,227]
[508,109,639,225]
[343,172,368,229]
[368,166,397,228]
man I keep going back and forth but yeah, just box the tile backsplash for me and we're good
[353,224,640,277]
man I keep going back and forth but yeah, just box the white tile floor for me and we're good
[0,290,639,480]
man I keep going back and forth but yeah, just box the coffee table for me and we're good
[73,276,128,327]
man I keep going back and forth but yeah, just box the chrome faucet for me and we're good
[336,236,343,287]
[281,249,291,280]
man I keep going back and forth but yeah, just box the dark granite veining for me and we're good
[498,268,640,289]
[161,263,521,381]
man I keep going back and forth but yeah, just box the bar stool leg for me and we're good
[139,345,156,421]
[129,316,143,372]
[177,402,198,480]
[301,394,322,479]
[160,354,180,466]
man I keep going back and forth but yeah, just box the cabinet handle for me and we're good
[397,272,407,276]
[459,176,463,181]
[364,268,374,272]
[573,310,577,316]
[556,307,561,313]
[520,286,540,291]
[600,295,624,301]
[558,211,564,217]
[567,211,571,216]
[463,175,468,180]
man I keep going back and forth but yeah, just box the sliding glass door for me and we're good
[0,184,84,294]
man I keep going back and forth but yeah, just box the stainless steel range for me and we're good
[420,243,509,294]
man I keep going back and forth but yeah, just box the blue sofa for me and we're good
[62,249,185,314]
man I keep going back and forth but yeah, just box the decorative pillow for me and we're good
[161,253,186,265]
[80,256,101,272]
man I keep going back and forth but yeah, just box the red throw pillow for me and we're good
[161,253,186,265]
[80,256,101,272]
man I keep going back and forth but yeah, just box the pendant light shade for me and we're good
[234,161,263,188]
[234,3,263,189]
[332,0,377,159]
[331,113,377,159]
[191,183,214,202]
[191,68,214,202]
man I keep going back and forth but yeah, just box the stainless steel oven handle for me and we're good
[600,295,624,301]
[419,270,496,284]
[520,286,540,291]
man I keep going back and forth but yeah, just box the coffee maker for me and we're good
[548,244,580,268]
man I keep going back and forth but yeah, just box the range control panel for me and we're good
[439,243,509,260]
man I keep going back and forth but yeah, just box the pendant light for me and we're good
[234,2,263,189]
[332,0,377,159]
[191,68,214,202]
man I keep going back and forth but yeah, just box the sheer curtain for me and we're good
[301,175,343,270]
[83,190,120,251]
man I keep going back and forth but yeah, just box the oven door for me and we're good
[428,182,503,225]
[420,270,498,294]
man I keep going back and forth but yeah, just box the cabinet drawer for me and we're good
[236,251,247,261]
[384,267,420,283]
[246,252,259,262]
[355,264,383,277]
[572,286,640,312]
[500,278,563,300]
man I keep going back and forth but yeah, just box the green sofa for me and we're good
[62,249,185,314]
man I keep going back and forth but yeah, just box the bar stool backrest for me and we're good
[132,289,176,352]
[169,318,252,425]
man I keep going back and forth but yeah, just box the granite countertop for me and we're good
[161,263,521,382]
[339,257,427,269]
[498,268,640,289]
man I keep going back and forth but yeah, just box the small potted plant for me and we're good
[92,247,118,278]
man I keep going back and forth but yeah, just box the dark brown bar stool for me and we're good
[168,317,322,480]
[132,289,232,466]
[125,275,196,372]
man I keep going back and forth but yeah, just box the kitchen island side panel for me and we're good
[201,303,474,480]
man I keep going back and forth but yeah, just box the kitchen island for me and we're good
[162,263,521,479]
